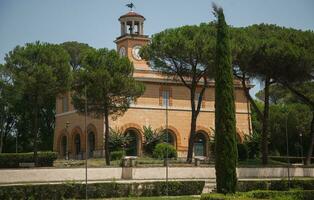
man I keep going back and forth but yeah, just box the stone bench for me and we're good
[194,156,206,166]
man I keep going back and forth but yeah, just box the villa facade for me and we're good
[53,11,252,159]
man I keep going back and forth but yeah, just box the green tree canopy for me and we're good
[72,48,145,165]
[232,24,314,164]
[141,23,216,162]
[3,42,71,163]
[61,41,93,70]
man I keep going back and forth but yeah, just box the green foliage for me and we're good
[141,22,216,161]
[0,181,204,199]
[72,48,145,118]
[71,48,145,165]
[152,143,177,159]
[237,179,314,192]
[143,125,163,155]
[237,143,249,161]
[213,6,238,193]
[109,128,130,152]
[201,190,314,200]
[243,131,261,159]
[61,41,93,70]
[0,151,57,168]
[2,42,71,158]
[110,150,125,161]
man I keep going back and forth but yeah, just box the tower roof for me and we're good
[119,11,145,20]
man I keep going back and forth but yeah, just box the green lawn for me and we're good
[103,196,200,200]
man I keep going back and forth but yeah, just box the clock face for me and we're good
[119,47,126,57]
[132,45,142,60]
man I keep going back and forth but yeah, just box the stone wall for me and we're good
[1,167,314,185]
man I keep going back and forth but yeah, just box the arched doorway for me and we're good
[61,135,67,158]
[88,132,95,158]
[74,134,81,159]
[124,129,141,156]
[161,129,176,147]
[194,132,208,157]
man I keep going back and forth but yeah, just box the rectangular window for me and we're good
[162,90,170,107]
[62,95,68,112]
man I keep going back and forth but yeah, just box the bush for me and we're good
[0,151,57,168]
[201,190,314,200]
[0,181,205,199]
[109,128,130,152]
[143,125,163,155]
[237,143,249,161]
[237,179,314,192]
[237,181,268,192]
[152,143,177,159]
[110,150,125,161]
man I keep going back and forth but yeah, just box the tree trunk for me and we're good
[187,86,197,163]
[33,106,39,166]
[262,77,270,165]
[305,111,314,165]
[187,113,197,163]
[239,74,263,120]
[104,109,110,165]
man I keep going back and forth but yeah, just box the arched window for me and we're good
[74,134,81,157]
[194,132,208,157]
[125,129,140,156]
[88,132,95,158]
[161,129,176,147]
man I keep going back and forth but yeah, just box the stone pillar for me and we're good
[141,22,144,35]
[131,21,134,34]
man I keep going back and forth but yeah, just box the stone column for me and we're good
[131,21,134,34]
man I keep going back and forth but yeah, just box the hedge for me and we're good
[0,181,205,199]
[237,179,314,192]
[0,151,57,168]
[201,190,314,200]
[110,150,125,161]
[152,143,177,159]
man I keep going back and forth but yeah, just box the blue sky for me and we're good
[1,0,313,95]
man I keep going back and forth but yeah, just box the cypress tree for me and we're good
[213,5,238,193]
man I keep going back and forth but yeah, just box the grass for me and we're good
[100,196,200,200]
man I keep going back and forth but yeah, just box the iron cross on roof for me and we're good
[126,2,135,11]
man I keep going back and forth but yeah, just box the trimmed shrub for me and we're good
[237,179,314,192]
[237,181,268,192]
[237,143,249,161]
[152,143,177,159]
[0,151,57,168]
[201,190,314,200]
[110,150,125,161]
[0,181,205,199]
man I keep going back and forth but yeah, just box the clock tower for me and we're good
[115,11,150,70]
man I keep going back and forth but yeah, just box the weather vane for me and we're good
[126,2,135,11]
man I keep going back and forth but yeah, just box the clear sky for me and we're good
[1,0,314,95]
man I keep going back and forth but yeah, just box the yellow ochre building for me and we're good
[53,11,252,159]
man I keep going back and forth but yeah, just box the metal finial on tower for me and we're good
[126,2,135,11]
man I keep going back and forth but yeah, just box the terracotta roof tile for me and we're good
[119,11,145,19]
